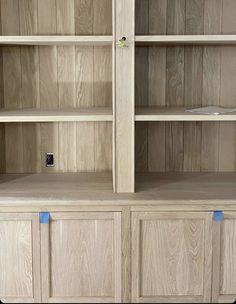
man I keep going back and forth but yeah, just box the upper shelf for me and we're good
[135,35,236,45]
[0,36,113,46]
[0,108,113,122]
[136,107,236,122]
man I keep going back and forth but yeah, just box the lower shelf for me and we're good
[0,173,236,207]
[136,172,236,201]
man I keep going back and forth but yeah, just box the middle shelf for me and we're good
[135,107,236,121]
[0,108,113,122]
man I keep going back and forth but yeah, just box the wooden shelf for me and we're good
[135,172,236,202]
[0,173,236,208]
[0,108,113,122]
[0,36,113,46]
[135,35,236,45]
[135,107,236,121]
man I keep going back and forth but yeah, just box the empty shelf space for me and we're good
[0,36,113,46]
[135,35,236,45]
[0,173,114,202]
[135,173,236,202]
[0,108,113,122]
[135,107,236,121]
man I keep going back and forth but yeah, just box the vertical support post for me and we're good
[114,0,135,193]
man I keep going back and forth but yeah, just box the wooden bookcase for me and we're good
[1,1,236,303]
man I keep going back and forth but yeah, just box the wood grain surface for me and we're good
[0,213,41,303]
[41,212,122,303]
[132,211,212,303]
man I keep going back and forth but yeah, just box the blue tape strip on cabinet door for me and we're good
[40,212,50,224]
[213,211,224,222]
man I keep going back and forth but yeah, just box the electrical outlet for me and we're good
[46,153,54,167]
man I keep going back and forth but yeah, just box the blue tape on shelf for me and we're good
[40,212,50,224]
[213,211,224,222]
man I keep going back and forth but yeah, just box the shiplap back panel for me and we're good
[0,0,112,173]
[136,0,236,173]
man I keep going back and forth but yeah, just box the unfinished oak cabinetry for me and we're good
[1,0,236,303]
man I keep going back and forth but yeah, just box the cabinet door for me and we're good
[0,213,41,303]
[41,212,122,303]
[212,212,236,303]
[132,212,212,303]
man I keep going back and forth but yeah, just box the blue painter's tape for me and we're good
[40,212,50,224]
[213,211,224,222]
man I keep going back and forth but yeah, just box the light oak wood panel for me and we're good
[212,212,236,303]
[0,213,41,303]
[1,0,112,36]
[115,0,135,192]
[132,212,212,303]
[41,212,122,303]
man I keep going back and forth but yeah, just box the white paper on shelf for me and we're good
[186,106,236,115]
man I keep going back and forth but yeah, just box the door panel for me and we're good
[0,213,41,303]
[212,212,236,303]
[41,212,122,303]
[132,212,212,303]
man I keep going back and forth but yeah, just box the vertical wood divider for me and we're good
[114,0,135,193]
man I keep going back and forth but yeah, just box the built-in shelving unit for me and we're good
[2,2,236,304]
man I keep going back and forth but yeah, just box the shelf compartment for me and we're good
[135,172,236,201]
[135,35,236,45]
[0,108,113,122]
[135,107,236,121]
[0,172,113,201]
[0,36,113,46]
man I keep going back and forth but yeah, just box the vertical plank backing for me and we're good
[166,0,185,171]
[57,0,76,172]
[135,0,149,172]
[148,1,167,172]
[202,0,222,171]
[38,0,59,173]
[75,0,95,172]
[219,0,236,171]
[184,0,204,172]
[94,46,112,171]
[1,0,24,173]
[115,0,135,192]
[93,2,112,172]
[20,0,40,173]
[0,2,5,173]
